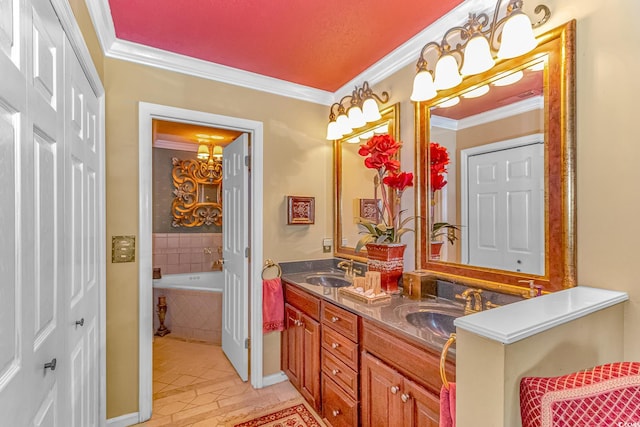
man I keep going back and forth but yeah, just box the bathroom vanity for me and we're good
[280,265,459,427]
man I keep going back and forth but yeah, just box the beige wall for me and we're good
[70,0,640,420]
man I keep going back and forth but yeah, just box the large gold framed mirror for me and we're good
[334,103,400,262]
[415,21,575,293]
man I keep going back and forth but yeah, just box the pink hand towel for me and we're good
[262,277,284,333]
[439,383,456,427]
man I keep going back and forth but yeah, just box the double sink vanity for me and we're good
[279,259,522,427]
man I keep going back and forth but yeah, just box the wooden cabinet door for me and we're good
[402,378,440,427]
[282,304,301,388]
[300,312,321,410]
[361,352,404,427]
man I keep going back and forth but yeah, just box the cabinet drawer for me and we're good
[362,319,454,394]
[322,376,358,427]
[322,349,358,398]
[322,327,359,368]
[284,282,320,320]
[321,302,359,342]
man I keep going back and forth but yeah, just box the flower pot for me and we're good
[430,241,444,260]
[365,243,406,294]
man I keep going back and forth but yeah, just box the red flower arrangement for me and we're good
[430,142,450,192]
[355,134,414,252]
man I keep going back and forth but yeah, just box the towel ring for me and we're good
[261,259,282,279]
[440,333,456,390]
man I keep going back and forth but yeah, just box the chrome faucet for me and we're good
[337,260,355,282]
[455,288,484,315]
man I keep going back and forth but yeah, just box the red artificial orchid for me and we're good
[355,134,414,251]
[430,142,449,191]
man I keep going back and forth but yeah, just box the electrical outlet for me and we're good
[322,238,333,253]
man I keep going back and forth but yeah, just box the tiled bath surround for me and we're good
[152,288,223,344]
[153,232,223,275]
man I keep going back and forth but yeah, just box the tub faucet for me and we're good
[455,288,483,315]
[337,260,355,282]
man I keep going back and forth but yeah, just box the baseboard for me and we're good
[106,412,140,427]
[262,371,288,387]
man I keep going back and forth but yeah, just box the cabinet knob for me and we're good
[401,393,410,403]
[331,342,340,349]
[75,318,84,327]
[44,358,57,371]
[332,409,341,417]
[331,316,339,323]
[390,385,399,394]
[332,369,340,376]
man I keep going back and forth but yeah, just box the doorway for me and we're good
[138,103,265,422]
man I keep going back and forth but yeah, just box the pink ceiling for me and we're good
[107,0,463,92]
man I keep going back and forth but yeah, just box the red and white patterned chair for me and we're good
[520,362,640,427]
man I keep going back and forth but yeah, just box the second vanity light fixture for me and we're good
[326,81,390,140]
[410,0,551,102]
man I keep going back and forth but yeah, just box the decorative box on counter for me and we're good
[402,270,437,300]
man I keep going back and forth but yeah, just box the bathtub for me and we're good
[153,271,224,293]
[152,271,223,344]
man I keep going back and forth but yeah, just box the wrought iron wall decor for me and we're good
[171,157,222,227]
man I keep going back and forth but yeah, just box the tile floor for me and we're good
[133,337,310,427]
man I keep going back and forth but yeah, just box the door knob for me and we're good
[331,316,339,323]
[331,342,340,349]
[331,369,340,376]
[332,409,341,417]
[390,385,399,394]
[75,318,84,327]
[44,358,57,371]
[401,393,410,403]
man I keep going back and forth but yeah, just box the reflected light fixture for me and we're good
[326,81,390,140]
[462,85,490,98]
[437,97,461,108]
[493,70,524,86]
[410,0,550,102]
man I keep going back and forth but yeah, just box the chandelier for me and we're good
[410,0,551,102]
[326,81,390,140]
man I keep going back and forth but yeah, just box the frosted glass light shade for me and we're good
[461,35,494,76]
[360,130,375,139]
[497,12,537,59]
[197,144,209,160]
[336,113,353,135]
[362,98,382,122]
[410,70,437,102]
[373,123,388,134]
[347,106,366,128]
[326,121,342,140]
[212,145,223,159]
[434,54,462,90]
[347,136,360,144]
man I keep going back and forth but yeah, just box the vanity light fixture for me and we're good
[325,81,390,140]
[195,139,223,182]
[410,0,550,102]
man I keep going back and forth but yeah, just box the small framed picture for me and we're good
[359,198,380,222]
[287,196,315,225]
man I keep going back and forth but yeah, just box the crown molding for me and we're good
[87,0,496,105]
[153,139,199,152]
[432,96,543,131]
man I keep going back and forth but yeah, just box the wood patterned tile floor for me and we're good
[132,337,308,427]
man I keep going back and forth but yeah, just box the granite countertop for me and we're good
[281,262,464,358]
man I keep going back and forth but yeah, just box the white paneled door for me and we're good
[467,142,544,275]
[0,0,102,424]
[221,134,249,381]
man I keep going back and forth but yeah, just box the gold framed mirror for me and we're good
[334,103,400,262]
[171,157,223,227]
[415,21,575,293]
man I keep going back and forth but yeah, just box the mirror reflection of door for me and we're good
[462,136,544,275]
